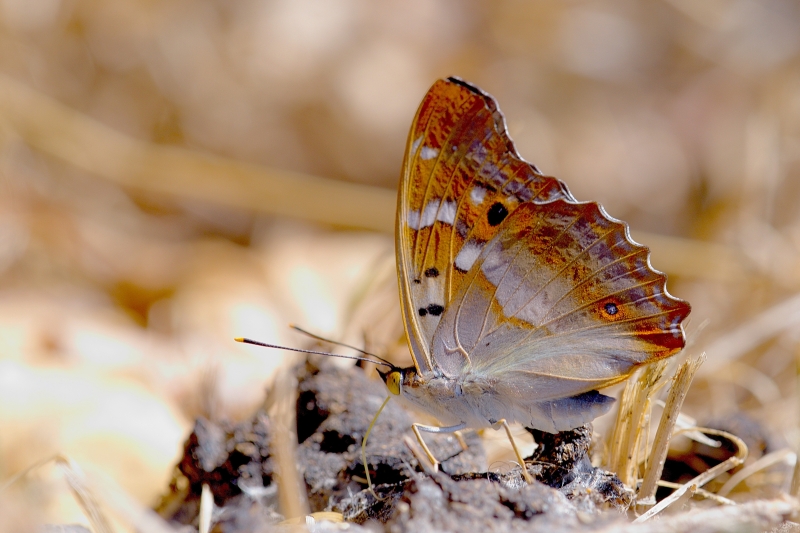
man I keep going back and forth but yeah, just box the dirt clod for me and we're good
[156,359,631,531]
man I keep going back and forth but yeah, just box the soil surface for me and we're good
[155,358,633,532]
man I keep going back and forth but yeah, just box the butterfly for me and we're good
[375,77,691,481]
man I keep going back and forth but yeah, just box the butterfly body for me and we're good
[386,77,690,438]
[382,365,616,434]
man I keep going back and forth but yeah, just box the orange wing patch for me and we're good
[397,78,574,371]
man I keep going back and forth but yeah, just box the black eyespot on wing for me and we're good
[418,307,428,316]
[413,279,421,284]
[604,302,618,316]
[426,304,444,316]
[487,202,508,226]
[424,267,439,278]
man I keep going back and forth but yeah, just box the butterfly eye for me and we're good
[487,202,509,226]
[385,371,402,395]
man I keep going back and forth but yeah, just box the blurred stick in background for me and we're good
[0,74,395,233]
[0,74,757,285]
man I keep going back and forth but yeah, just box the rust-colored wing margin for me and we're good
[396,77,572,374]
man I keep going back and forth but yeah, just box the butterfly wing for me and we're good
[397,77,572,374]
[430,199,690,412]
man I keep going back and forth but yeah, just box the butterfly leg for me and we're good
[411,422,467,472]
[491,419,533,484]
[454,430,468,451]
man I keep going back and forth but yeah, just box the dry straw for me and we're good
[637,353,707,507]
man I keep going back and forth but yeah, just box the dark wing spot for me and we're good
[418,307,428,316]
[413,279,421,284]
[426,304,444,316]
[487,202,509,226]
[604,302,618,316]
[424,267,440,278]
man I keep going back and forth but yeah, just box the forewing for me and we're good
[397,77,572,374]
[431,199,690,401]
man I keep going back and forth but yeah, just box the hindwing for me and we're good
[430,199,690,400]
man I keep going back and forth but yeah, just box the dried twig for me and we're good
[655,481,735,506]
[2,453,178,533]
[55,456,116,533]
[791,450,800,497]
[606,496,800,533]
[637,353,706,507]
[717,448,794,497]
[1,454,115,533]
[267,367,310,520]
[0,73,396,233]
[700,293,800,375]
[634,428,748,522]
[0,74,750,282]
[199,484,213,533]
[664,483,696,514]
[608,360,670,486]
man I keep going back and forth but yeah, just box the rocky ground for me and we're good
[155,358,633,532]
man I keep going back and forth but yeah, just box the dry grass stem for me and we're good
[199,484,213,533]
[655,481,735,506]
[791,452,800,497]
[2,454,178,533]
[0,75,753,284]
[56,457,116,533]
[309,512,345,523]
[637,353,706,506]
[701,293,800,376]
[607,360,670,486]
[278,511,345,528]
[0,74,396,233]
[668,411,722,448]
[267,367,310,520]
[78,467,178,533]
[0,455,61,494]
[2,455,115,533]
[717,448,795,498]
[611,496,800,533]
[713,361,781,406]
[664,483,696,515]
[634,428,748,522]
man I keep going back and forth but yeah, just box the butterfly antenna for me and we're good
[289,325,395,368]
[234,338,394,369]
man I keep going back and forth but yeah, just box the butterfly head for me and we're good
[377,367,403,395]
[377,366,423,396]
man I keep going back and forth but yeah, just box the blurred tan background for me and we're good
[1,0,800,528]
